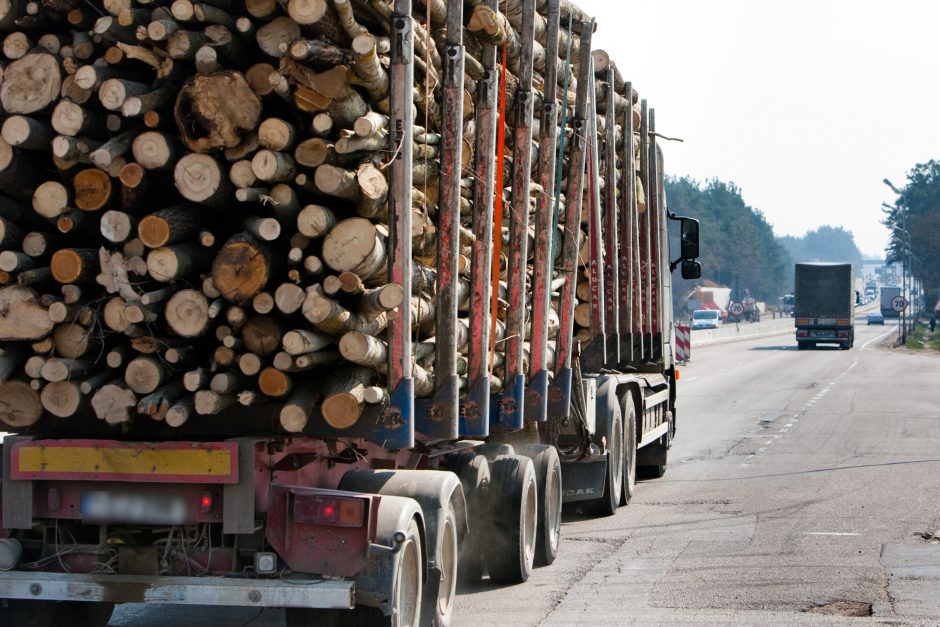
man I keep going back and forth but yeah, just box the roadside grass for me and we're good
[904,321,940,351]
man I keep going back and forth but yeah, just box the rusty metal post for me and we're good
[381,0,415,448]
[603,68,620,365]
[639,99,652,359]
[550,19,593,423]
[417,0,464,439]
[498,0,536,430]
[463,0,500,437]
[619,81,636,364]
[525,0,560,423]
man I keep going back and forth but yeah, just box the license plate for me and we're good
[81,491,188,525]
[810,331,833,338]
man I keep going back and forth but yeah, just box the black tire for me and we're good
[287,519,424,627]
[583,398,624,517]
[441,452,490,583]
[518,444,562,567]
[485,455,537,584]
[797,342,808,350]
[424,505,458,626]
[620,392,638,506]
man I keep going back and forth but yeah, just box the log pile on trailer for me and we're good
[0,0,650,440]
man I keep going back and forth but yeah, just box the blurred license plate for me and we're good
[81,491,188,525]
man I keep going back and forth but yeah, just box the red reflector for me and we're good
[293,494,366,527]
[797,330,808,337]
[200,492,213,513]
[838,331,848,337]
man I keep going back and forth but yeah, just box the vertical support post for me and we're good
[619,81,636,364]
[498,0,536,430]
[525,0,560,423]
[586,67,605,352]
[550,19,593,423]
[417,0,464,439]
[382,1,415,449]
[463,0,500,437]
[639,99,652,359]
[603,69,620,365]
[648,108,661,361]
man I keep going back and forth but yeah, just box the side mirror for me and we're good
[680,218,700,259]
[681,260,701,280]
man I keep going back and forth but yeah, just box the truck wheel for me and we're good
[426,504,458,627]
[441,452,490,583]
[485,455,537,583]
[518,444,562,566]
[620,393,638,506]
[583,399,624,517]
[797,342,807,350]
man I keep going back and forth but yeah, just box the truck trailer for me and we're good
[794,263,855,350]
[0,0,700,625]
[880,286,903,318]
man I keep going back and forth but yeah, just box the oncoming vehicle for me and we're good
[867,312,885,325]
[691,309,722,329]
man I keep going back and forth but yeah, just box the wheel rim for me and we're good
[398,534,421,627]
[523,478,537,566]
[437,517,457,617]
[546,465,562,552]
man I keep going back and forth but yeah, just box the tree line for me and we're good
[666,177,864,315]
[882,161,940,314]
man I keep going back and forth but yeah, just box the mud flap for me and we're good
[560,458,606,503]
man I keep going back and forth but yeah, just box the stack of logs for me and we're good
[0,0,644,435]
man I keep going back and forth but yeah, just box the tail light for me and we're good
[837,330,849,338]
[293,494,367,527]
[200,491,214,513]
[796,330,808,338]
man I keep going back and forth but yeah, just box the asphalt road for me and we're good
[111,318,940,626]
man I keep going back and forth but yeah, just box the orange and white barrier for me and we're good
[675,324,691,363]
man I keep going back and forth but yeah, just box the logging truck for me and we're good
[0,0,701,624]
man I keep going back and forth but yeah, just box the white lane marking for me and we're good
[758,447,767,453]
[779,428,789,433]
[785,423,794,427]
[862,327,896,351]
[802,532,861,537]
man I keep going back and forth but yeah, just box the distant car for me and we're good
[691,309,722,330]
[867,312,884,325]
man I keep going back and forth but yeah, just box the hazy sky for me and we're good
[587,1,940,257]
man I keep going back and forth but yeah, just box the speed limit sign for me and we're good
[891,295,908,313]
[729,302,745,316]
